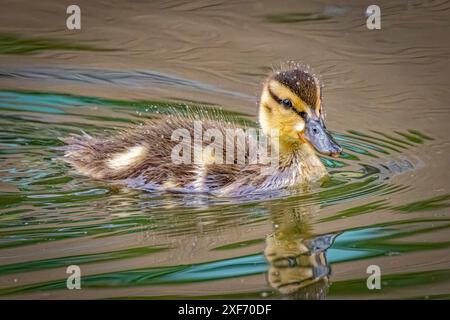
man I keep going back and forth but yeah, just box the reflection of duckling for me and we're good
[264,207,335,299]
[62,65,342,196]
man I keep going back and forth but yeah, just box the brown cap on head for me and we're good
[272,68,320,109]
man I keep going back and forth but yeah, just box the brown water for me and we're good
[0,0,449,299]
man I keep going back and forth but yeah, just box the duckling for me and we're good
[62,65,342,196]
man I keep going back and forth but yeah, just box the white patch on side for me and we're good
[107,145,147,170]
[192,164,206,191]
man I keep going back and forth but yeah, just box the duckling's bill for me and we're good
[303,115,342,157]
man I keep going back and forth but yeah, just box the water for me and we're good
[0,0,449,299]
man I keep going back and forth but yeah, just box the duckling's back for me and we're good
[62,116,257,194]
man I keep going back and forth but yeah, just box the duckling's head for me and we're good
[259,67,342,157]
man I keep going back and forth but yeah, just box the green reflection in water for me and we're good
[212,239,264,251]
[0,34,114,55]
[265,12,331,23]
[321,194,450,222]
[0,246,168,276]
[0,90,253,127]
[320,199,390,222]
[393,195,450,213]
[329,269,450,296]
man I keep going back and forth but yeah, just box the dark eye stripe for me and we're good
[267,87,307,119]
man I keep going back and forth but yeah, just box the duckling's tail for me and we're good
[57,131,105,179]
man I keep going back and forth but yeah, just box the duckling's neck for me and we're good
[276,139,328,183]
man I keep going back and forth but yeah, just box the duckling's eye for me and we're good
[282,99,292,108]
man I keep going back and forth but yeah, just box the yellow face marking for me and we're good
[107,145,147,170]
[259,84,309,149]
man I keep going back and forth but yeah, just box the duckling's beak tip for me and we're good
[330,145,342,158]
[330,151,341,158]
